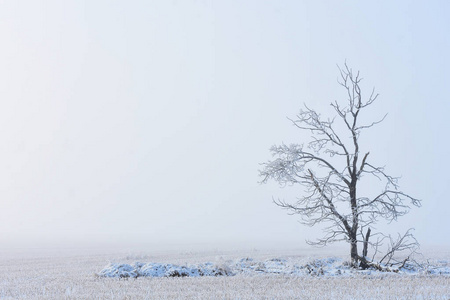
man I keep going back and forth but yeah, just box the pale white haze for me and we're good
[0,0,449,252]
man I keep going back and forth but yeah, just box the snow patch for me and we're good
[98,262,233,278]
[97,257,450,278]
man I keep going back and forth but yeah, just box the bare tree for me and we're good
[260,64,421,269]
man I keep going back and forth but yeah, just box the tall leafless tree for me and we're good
[260,64,421,268]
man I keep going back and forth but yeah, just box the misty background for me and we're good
[0,0,448,251]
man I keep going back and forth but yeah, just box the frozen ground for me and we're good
[0,247,449,299]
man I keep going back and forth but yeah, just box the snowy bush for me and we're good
[98,256,450,279]
[98,262,235,278]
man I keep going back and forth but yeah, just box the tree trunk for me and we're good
[349,178,359,268]
[362,228,371,258]
[359,227,371,269]
[350,232,358,268]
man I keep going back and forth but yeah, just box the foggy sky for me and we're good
[0,0,449,250]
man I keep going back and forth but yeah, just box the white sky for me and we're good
[0,0,449,250]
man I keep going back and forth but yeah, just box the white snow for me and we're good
[98,261,233,278]
[98,257,450,278]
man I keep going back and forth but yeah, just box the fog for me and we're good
[0,0,449,252]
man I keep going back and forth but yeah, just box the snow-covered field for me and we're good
[0,247,449,299]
